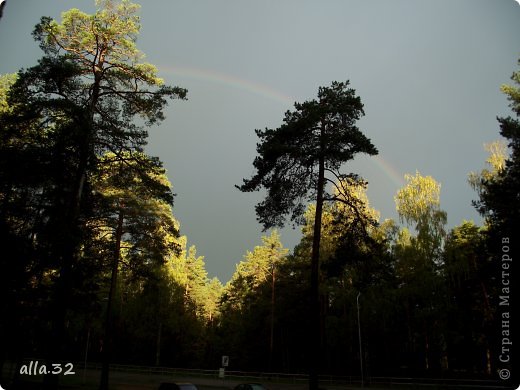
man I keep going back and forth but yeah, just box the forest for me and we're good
[0,1,518,390]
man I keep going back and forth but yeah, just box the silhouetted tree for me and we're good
[474,58,519,250]
[1,1,186,388]
[442,221,494,374]
[91,152,181,387]
[237,80,377,389]
[470,58,519,385]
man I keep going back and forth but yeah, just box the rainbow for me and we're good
[158,64,296,107]
[371,155,406,188]
[158,64,405,188]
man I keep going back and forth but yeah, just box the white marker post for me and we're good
[219,355,229,379]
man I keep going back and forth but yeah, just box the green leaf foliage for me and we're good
[474,57,519,240]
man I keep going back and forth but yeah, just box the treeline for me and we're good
[0,1,223,387]
[1,0,518,387]
[220,173,498,377]
[224,66,516,384]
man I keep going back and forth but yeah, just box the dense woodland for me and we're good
[0,1,518,389]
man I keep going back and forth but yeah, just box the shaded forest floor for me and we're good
[2,368,347,390]
[1,367,514,390]
[1,363,514,390]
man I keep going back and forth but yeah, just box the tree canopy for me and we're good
[0,1,187,388]
[474,59,519,241]
[238,80,377,228]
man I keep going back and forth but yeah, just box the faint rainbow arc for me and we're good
[371,155,406,188]
[159,65,296,107]
[159,65,405,188]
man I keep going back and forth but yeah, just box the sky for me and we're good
[0,0,519,283]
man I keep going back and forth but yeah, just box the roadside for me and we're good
[2,364,512,390]
[3,368,372,390]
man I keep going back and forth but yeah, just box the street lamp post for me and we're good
[357,292,364,388]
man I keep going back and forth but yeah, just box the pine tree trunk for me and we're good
[156,322,162,367]
[100,207,124,390]
[309,151,325,390]
[44,65,102,390]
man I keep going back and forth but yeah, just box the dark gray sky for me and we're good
[1,1,519,283]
